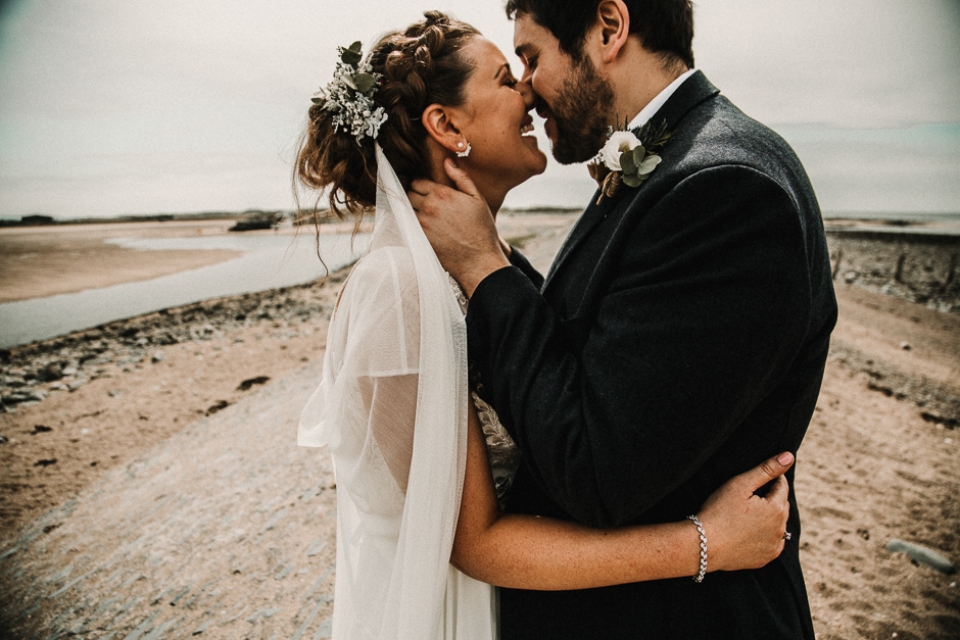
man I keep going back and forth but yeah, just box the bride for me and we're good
[296,11,794,640]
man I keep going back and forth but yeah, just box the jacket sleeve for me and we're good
[508,246,545,290]
[466,166,813,528]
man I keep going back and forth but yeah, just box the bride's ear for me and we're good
[595,0,630,64]
[421,104,465,156]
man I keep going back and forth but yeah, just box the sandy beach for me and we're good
[0,214,958,639]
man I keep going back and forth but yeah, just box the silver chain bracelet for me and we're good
[687,514,708,582]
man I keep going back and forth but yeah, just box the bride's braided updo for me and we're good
[296,11,479,219]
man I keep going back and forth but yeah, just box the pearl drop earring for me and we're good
[456,141,472,158]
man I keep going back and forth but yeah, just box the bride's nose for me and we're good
[517,80,536,111]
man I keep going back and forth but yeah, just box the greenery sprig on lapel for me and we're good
[588,119,672,204]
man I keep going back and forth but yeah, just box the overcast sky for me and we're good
[0,0,958,219]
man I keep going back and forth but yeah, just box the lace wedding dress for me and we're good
[299,145,518,640]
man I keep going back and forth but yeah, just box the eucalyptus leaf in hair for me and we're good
[353,73,377,94]
[340,41,363,66]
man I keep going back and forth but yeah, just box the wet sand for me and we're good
[0,220,250,303]
[0,213,958,639]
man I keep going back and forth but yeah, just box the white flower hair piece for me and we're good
[313,41,388,143]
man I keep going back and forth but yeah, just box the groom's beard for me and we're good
[547,56,616,165]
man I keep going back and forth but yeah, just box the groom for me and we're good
[412,1,836,637]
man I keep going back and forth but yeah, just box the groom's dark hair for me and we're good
[505,0,694,69]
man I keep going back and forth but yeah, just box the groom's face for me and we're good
[514,14,614,165]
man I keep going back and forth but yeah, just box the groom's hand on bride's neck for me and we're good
[409,159,511,298]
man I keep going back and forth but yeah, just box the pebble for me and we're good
[151,351,166,364]
[237,376,270,392]
[40,363,63,381]
[192,619,214,635]
[921,410,959,429]
[887,539,956,574]
[899,341,912,350]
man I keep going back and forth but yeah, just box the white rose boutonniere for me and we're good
[589,119,671,203]
[600,131,642,172]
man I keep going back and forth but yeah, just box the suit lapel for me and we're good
[542,189,617,289]
[542,71,721,294]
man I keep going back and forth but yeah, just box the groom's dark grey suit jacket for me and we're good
[467,72,836,639]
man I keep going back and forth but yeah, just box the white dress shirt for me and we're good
[627,68,697,130]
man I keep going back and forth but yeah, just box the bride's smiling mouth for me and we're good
[521,115,536,137]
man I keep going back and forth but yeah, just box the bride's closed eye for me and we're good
[494,62,519,89]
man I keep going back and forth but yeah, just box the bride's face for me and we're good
[450,37,548,193]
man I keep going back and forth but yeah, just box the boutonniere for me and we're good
[588,119,672,204]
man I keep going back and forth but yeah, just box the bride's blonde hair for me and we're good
[295,11,479,221]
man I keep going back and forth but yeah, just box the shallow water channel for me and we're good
[0,231,370,348]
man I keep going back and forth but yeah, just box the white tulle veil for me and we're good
[299,144,497,639]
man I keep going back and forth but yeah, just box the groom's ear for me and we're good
[421,104,464,155]
[594,0,631,64]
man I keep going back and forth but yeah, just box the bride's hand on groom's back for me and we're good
[698,452,794,573]
[409,158,510,297]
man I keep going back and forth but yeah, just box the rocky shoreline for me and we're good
[0,270,347,417]
[826,226,960,315]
